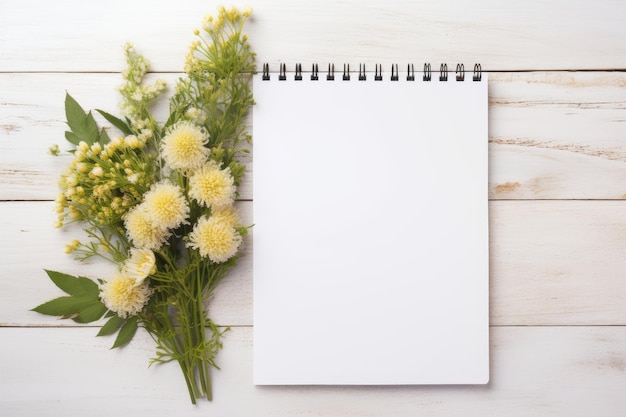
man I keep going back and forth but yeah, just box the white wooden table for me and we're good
[1,1,626,415]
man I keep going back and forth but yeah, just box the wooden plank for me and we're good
[1,326,625,416]
[0,201,252,328]
[2,72,626,201]
[2,0,626,71]
[3,200,626,327]
[489,72,626,199]
[2,1,623,414]
[0,73,252,201]
[489,200,626,325]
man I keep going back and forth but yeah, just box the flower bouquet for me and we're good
[32,7,254,403]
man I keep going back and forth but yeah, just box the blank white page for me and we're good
[253,71,489,385]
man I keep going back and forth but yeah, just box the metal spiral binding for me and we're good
[473,63,482,81]
[390,64,399,81]
[327,63,335,81]
[260,63,482,82]
[359,64,366,81]
[295,63,303,81]
[374,64,383,81]
[407,64,415,81]
[423,63,432,81]
[262,63,270,80]
[343,64,350,81]
[311,63,319,81]
[456,63,465,81]
[439,63,448,82]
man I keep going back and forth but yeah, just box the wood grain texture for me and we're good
[2,72,625,201]
[1,326,625,416]
[488,72,626,199]
[3,200,625,327]
[1,0,625,414]
[1,0,626,71]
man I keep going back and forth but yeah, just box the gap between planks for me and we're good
[2,68,626,75]
[3,324,626,329]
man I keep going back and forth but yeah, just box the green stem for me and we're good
[178,357,197,405]
[196,265,212,400]
[147,256,225,403]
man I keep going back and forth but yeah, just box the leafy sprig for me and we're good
[64,93,111,146]
[32,270,138,347]
[34,6,255,404]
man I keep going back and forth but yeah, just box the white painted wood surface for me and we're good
[1,0,625,415]
[2,326,626,416]
[3,71,626,201]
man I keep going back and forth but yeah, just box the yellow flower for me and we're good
[161,122,210,171]
[185,107,207,124]
[48,144,60,156]
[76,162,88,173]
[125,135,141,148]
[211,206,240,227]
[124,204,171,250]
[69,206,80,218]
[65,174,78,187]
[188,162,235,209]
[123,248,157,282]
[64,239,80,254]
[187,215,242,263]
[108,137,123,150]
[142,181,190,229]
[90,166,104,177]
[100,273,152,318]
[90,143,102,155]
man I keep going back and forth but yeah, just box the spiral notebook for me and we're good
[253,63,489,385]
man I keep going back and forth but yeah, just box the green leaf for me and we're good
[33,271,106,323]
[98,127,111,144]
[32,295,94,317]
[73,301,108,323]
[64,131,81,146]
[65,92,86,127]
[111,316,138,349]
[81,112,100,143]
[97,315,124,336]
[65,92,99,145]
[45,270,99,298]
[32,295,106,323]
[95,109,133,135]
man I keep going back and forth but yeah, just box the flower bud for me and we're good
[91,166,104,177]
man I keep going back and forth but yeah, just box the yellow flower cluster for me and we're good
[124,205,170,250]
[100,248,157,318]
[118,43,166,133]
[181,157,242,265]
[185,6,253,75]
[142,182,190,229]
[188,161,235,209]
[161,122,210,171]
[123,247,157,281]
[154,108,243,264]
[124,181,189,250]
[55,137,155,229]
[41,7,255,403]
[64,239,80,254]
[183,164,242,263]
[187,215,242,263]
[100,274,152,318]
